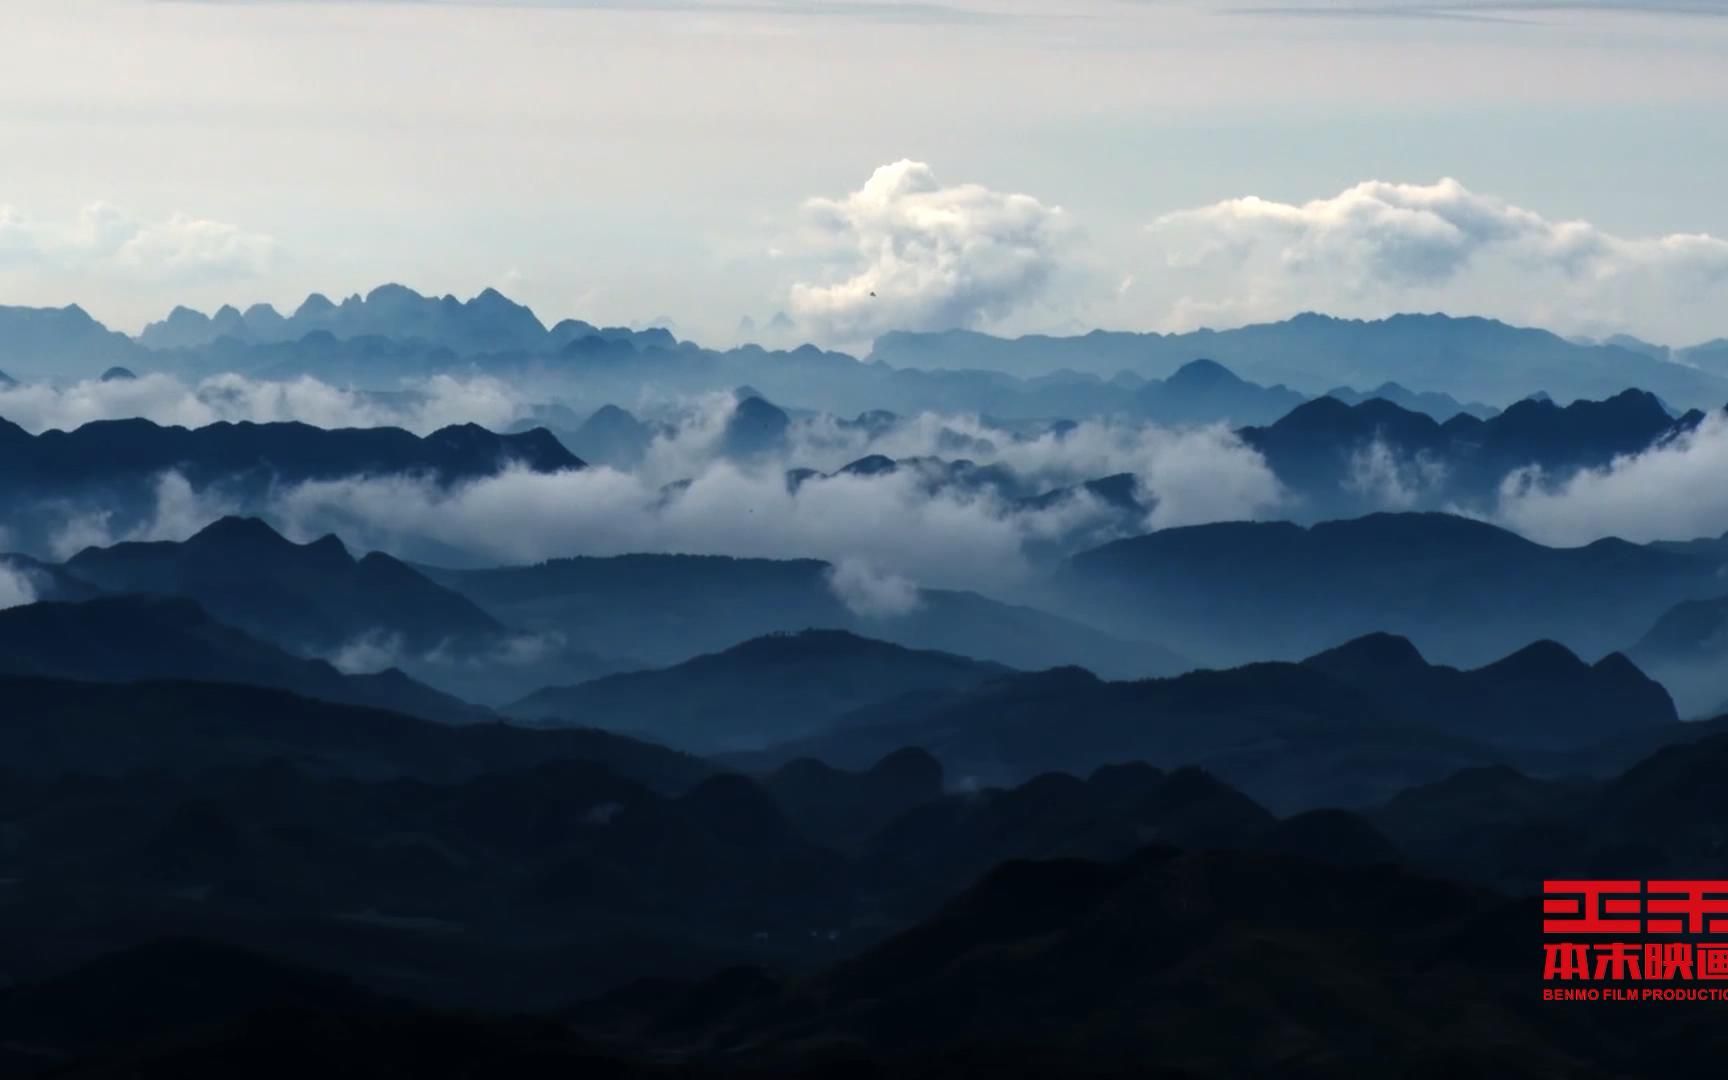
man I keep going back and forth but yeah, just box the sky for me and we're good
[2,0,1726,349]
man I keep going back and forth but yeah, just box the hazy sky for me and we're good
[2,0,1726,347]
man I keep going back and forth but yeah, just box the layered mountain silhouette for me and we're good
[1134,357,1306,425]
[756,632,1674,812]
[64,516,501,654]
[26,288,1725,419]
[4,665,1728,1075]
[427,552,1185,678]
[552,404,662,468]
[140,285,554,355]
[1626,588,1728,715]
[0,416,580,493]
[0,417,582,555]
[1060,511,1728,668]
[1239,387,1697,518]
[1324,380,1498,420]
[0,674,708,788]
[0,595,484,725]
[872,311,1728,408]
[507,630,1011,752]
[0,303,142,378]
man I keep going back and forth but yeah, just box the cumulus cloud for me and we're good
[1147,178,1728,340]
[1492,411,1728,545]
[787,160,1070,343]
[0,372,525,436]
[0,202,276,281]
[826,558,923,618]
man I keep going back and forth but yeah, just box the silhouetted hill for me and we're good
[759,634,1676,811]
[429,553,1184,679]
[65,516,501,655]
[0,939,397,1064]
[0,553,102,603]
[1134,358,1306,425]
[580,846,1592,1076]
[1060,511,1725,668]
[1370,719,1728,893]
[0,595,485,724]
[1325,380,1497,420]
[1238,387,1690,517]
[0,675,708,789]
[719,395,791,459]
[561,404,660,468]
[0,416,581,497]
[507,630,1011,752]
[1627,591,1728,715]
[0,303,142,378]
[760,748,946,851]
[1304,633,1675,748]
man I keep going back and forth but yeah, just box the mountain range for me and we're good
[9,285,1727,415]
[0,594,482,724]
[741,631,1675,812]
[507,630,1012,752]
[425,551,1185,678]
[0,416,581,558]
[1057,510,1728,668]
[64,516,501,655]
[1240,387,1700,518]
[872,311,1728,408]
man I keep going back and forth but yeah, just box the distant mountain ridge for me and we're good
[427,552,1186,679]
[507,629,1012,752]
[0,415,582,555]
[138,284,675,358]
[760,631,1675,811]
[0,415,581,492]
[0,594,483,725]
[1059,511,1728,668]
[871,311,1728,408]
[12,287,1728,415]
[64,516,502,655]
[1240,387,1699,517]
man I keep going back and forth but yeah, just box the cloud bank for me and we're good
[11,392,1285,594]
[0,372,524,436]
[1147,178,1728,338]
[788,160,1070,343]
[0,202,277,283]
[1492,411,1728,545]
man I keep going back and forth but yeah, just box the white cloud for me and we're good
[826,558,923,618]
[330,629,406,675]
[45,471,239,560]
[0,372,524,436]
[1344,439,1449,510]
[1147,178,1728,339]
[787,160,1071,343]
[256,406,1288,592]
[0,202,277,282]
[0,564,39,610]
[0,387,1291,585]
[1492,411,1728,545]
